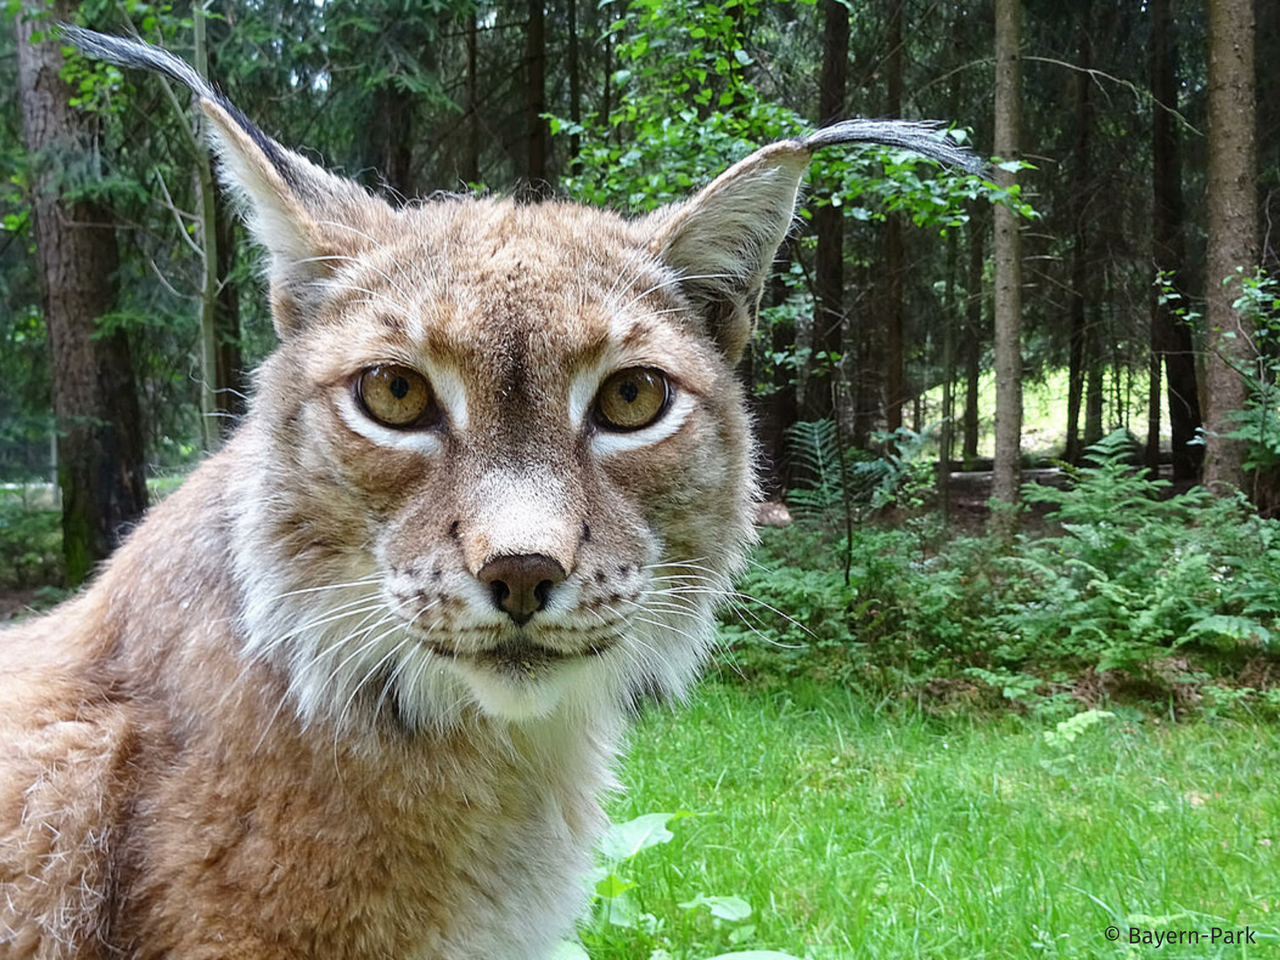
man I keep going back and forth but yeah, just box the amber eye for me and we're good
[595,368,670,431]
[356,365,436,428]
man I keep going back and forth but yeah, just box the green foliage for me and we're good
[784,419,938,530]
[555,0,807,213]
[996,431,1278,671]
[721,431,1280,712]
[553,0,1016,237]
[781,419,842,522]
[1218,269,1280,473]
[1041,708,1114,748]
[804,146,1035,236]
[0,497,62,589]
[570,810,789,959]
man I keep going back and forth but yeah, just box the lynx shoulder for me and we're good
[0,27,976,959]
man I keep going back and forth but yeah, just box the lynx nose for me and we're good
[477,554,567,626]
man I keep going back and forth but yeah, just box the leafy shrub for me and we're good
[720,432,1280,708]
[1218,269,1280,477]
[0,498,63,589]
[997,432,1279,668]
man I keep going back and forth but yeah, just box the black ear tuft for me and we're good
[59,25,300,191]
[59,25,392,337]
[646,119,983,362]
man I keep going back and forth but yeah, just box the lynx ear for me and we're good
[60,26,390,336]
[647,120,982,364]
[194,98,388,333]
[647,143,810,364]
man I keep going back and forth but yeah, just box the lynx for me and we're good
[0,27,977,959]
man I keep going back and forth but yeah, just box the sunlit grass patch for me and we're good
[580,681,1280,959]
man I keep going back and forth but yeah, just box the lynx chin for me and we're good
[0,26,978,959]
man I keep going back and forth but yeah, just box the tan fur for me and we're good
[5,30,974,957]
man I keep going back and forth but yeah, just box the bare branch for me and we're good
[153,170,203,258]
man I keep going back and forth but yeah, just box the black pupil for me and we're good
[389,376,410,400]
[619,380,639,404]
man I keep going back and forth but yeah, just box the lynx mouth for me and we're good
[422,636,618,670]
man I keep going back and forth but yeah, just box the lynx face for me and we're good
[236,200,756,726]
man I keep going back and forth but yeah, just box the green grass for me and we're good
[581,681,1280,960]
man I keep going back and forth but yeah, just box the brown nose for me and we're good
[477,554,567,626]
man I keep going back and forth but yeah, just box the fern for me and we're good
[787,420,936,525]
[786,419,843,521]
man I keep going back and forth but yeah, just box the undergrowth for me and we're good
[0,497,62,590]
[720,430,1280,718]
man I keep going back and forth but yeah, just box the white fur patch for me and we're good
[590,391,693,456]
[422,359,469,431]
[470,467,574,560]
[567,363,603,431]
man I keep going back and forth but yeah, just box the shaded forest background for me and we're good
[3,0,1279,584]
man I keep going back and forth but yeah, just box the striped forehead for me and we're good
[319,199,703,435]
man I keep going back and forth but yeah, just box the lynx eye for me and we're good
[595,368,670,432]
[355,365,436,428]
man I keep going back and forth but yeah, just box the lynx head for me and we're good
[225,139,777,730]
[64,28,976,732]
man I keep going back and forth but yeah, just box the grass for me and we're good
[582,681,1280,960]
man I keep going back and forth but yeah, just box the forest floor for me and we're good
[0,588,40,622]
[944,466,1062,533]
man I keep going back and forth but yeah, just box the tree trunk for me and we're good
[1202,0,1257,492]
[883,0,905,433]
[808,0,849,422]
[884,215,904,433]
[600,29,613,130]
[367,85,414,199]
[15,2,148,585]
[990,0,1022,529]
[1066,316,1084,460]
[1151,0,1201,480]
[963,205,983,462]
[1259,0,1280,278]
[205,17,244,435]
[568,0,583,176]
[1146,349,1162,474]
[525,0,549,194]
[939,228,958,520]
[1084,305,1104,445]
[852,264,878,446]
[758,246,800,494]
[194,3,221,451]
[938,9,963,511]
[463,11,480,184]
[214,178,245,432]
[1064,0,1091,464]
